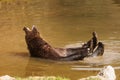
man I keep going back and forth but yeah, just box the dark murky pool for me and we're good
[0,0,120,80]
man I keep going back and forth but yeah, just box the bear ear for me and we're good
[23,27,31,34]
[92,31,97,38]
[32,25,38,33]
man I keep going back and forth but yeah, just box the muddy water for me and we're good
[0,0,120,80]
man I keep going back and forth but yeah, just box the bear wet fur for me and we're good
[23,26,104,61]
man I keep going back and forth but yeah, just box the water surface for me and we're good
[0,0,120,80]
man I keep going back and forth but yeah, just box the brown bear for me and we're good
[23,26,104,61]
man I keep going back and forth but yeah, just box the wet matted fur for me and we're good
[23,26,104,61]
